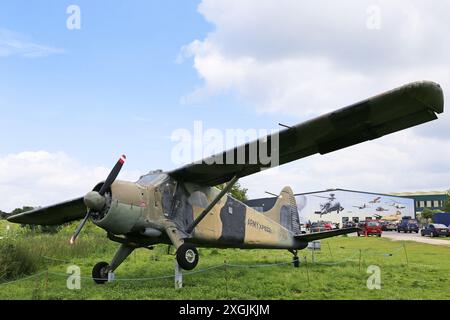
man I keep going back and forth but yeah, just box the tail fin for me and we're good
[264,187,301,235]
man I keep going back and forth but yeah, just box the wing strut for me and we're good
[186,175,239,234]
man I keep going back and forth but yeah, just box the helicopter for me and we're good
[313,193,344,218]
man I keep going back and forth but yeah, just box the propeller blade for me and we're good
[70,154,126,244]
[98,155,126,195]
[70,210,91,244]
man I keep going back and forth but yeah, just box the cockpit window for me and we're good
[136,173,168,187]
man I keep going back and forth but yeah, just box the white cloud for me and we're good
[182,0,450,116]
[0,28,64,58]
[181,0,450,197]
[0,151,140,212]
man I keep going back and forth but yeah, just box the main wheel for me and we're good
[176,243,199,270]
[92,261,109,284]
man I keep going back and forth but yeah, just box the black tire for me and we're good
[421,230,425,237]
[92,261,109,284]
[176,243,199,270]
[293,256,300,268]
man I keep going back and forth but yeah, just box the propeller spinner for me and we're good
[70,155,126,244]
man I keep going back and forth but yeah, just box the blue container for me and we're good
[433,212,450,226]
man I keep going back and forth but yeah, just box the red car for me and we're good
[323,222,334,231]
[357,221,382,237]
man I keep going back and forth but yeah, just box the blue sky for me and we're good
[0,1,287,173]
[1,1,449,211]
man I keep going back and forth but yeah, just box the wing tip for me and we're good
[407,80,444,114]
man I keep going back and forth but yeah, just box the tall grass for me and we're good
[0,221,112,282]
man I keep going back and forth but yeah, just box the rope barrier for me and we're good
[2,243,448,286]
[0,271,47,286]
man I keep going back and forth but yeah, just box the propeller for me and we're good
[70,155,126,244]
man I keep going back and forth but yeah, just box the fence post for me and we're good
[175,261,183,289]
[359,249,362,272]
[224,260,229,298]
[304,256,310,286]
[403,243,409,266]
[45,269,48,291]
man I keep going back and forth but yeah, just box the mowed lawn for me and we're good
[0,220,450,300]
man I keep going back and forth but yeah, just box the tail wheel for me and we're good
[92,261,109,284]
[176,243,199,270]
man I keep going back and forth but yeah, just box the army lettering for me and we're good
[247,218,272,233]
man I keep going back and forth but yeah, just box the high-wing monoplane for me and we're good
[7,81,444,284]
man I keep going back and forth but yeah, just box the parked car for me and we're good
[343,221,357,228]
[357,221,382,237]
[420,224,450,237]
[322,221,334,231]
[379,220,389,231]
[385,221,398,231]
[299,224,307,234]
[310,222,327,233]
[397,219,419,233]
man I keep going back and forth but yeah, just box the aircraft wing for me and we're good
[295,227,360,242]
[7,197,86,225]
[169,81,444,186]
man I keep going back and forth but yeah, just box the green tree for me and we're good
[444,190,450,212]
[217,181,249,202]
[420,208,443,223]
[11,206,35,215]
[420,208,434,221]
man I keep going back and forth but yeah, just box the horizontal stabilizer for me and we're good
[295,227,359,242]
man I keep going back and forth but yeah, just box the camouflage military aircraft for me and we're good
[7,81,444,284]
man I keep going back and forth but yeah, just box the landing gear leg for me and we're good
[289,249,300,268]
[165,225,200,271]
[92,244,135,284]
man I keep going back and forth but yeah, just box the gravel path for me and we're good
[382,231,450,247]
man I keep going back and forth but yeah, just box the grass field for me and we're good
[1,219,450,300]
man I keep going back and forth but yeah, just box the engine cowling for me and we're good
[92,180,147,235]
